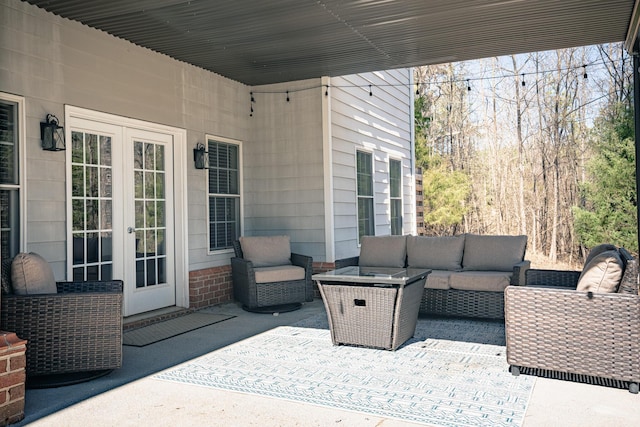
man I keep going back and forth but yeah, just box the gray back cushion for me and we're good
[359,235,407,267]
[239,236,292,267]
[462,234,527,272]
[407,235,465,270]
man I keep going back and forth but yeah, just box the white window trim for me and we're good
[205,134,243,255]
[389,157,403,235]
[0,92,27,258]
[355,148,375,243]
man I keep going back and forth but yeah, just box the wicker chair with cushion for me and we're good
[1,253,123,386]
[504,245,640,393]
[232,236,314,313]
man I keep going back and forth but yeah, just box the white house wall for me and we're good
[330,70,415,260]
[0,0,249,276]
[1,0,415,275]
[245,80,326,261]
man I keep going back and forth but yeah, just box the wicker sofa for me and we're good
[1,253,123,383]
[505,245,640,393]
[335,234,530,319]
[232,236,314,312]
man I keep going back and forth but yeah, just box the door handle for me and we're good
[127,227,135,234]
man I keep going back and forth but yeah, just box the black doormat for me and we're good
[123,312,235,347]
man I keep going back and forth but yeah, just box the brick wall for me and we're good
[0,332,26,426]
[189,265,234,309]
[188,262,336,308]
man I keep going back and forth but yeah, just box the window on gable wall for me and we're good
[356,150,374,242]
[207,138,240,251]
[0,94,22,263]
[389,159,402,235]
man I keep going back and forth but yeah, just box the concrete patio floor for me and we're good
[13,299,639,427]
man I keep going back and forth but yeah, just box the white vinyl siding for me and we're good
[330,70,415,259]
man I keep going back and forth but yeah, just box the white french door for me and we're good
[66,108,186,316]
[124,128,175,314]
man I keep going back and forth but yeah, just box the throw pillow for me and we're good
[10,252,58,295]
[359,235,407,267]
[461,234,527,272]
[576,250,624,293]
[239,236,292,267]
[406,235,465,270]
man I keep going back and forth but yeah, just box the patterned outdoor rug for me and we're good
[154,314,535,427]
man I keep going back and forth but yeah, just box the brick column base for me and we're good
[0,332,26,426]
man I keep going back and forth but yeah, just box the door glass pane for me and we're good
[71,131,113,280]
[133,140,167,288]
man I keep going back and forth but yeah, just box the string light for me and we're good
[245,58,622,100]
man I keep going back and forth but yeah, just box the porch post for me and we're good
[634,40,640,254]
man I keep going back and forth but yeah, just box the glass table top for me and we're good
[312,266,430,285]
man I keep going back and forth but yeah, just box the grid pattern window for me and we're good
[208,140,240,251]
[357,150,374,242]
[71,131,114,281]
[0,98,20,261]
[389,159,402,235]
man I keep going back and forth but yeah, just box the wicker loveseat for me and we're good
[1,253,123,384]
[335,234,530,319]
[232,236,314,312]
[504,245,640,393]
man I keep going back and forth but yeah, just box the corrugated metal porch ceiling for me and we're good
[25,0,639,86]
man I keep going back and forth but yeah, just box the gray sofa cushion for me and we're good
[359,235,407,268]
[407,235,465,270]
[449,271,513,292]
[10,252,57,295]
[576,249,623,293]
[462,234,527,272]
[254,265,306,284]
[423,270,451,290]
[239,236,292,268]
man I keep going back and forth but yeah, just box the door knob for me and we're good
[127,227,135,234]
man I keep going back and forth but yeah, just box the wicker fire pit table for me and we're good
[313,266,430,350]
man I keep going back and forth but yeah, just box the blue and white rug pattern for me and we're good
[155,315,534,427]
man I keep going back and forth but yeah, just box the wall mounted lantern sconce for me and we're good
[193,143,208,169]
[40,114,65,151]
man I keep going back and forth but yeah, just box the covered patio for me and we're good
[14,300,640,426]
[3,0,640,425]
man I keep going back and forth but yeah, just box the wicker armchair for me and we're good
[1,256,123,384]
[232,238,314,313]
[504,247,640,393]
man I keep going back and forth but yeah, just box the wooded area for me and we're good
[414,43,637,266]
